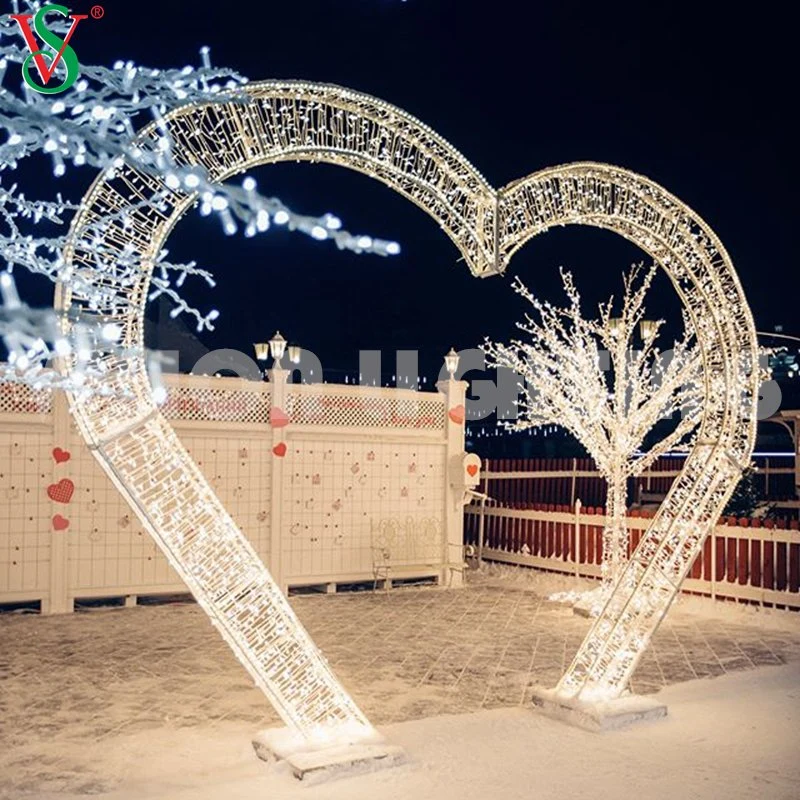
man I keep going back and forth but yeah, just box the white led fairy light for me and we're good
[484,264,703,606]
[55,75,756,726]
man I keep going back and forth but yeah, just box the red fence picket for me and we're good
[484,455,795,510]
[465,499,800,610]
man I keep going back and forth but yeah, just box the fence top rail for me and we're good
[465,504,800,541]
[287,381,445,403]
[163,372,444,402]
[481,467,795,479]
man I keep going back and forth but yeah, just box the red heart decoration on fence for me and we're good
[467,464,478,477]
[448,404,465,425]
[52,514,70,531]
[270,406,290,428]
[47,478,75,504]
[272,442,287,458]
[52,447,71,464]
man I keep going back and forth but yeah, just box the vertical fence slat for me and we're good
[738,518,750,585]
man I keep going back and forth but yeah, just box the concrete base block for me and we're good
[530,686,667,732]
[572,600,596,618]
[572,591,605,618]
[252,727,406,784]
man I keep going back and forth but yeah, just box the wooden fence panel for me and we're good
[465,503,800,609]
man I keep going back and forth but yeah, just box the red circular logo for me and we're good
[90,5,104,19]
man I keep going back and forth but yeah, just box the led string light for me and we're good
[496,164,759,700]
[0,32,752,717]
[59,84,759,713]
[484,263,704,610]
[56,78,504,743]
[0,2,401,400]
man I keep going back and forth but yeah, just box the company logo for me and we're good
[10,4,91,94]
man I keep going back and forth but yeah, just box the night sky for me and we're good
[15,2,798,385]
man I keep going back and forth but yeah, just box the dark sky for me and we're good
[22,1,799,380]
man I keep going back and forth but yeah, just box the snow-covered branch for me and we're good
[0,1,401,398]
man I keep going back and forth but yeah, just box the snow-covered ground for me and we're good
[18,662,799,800]
[2,570,800,799]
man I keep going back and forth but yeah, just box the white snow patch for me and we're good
[473,561,800,632]
[24,661,800,800]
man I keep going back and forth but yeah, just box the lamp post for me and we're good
[444,347,460,380]
[269,331,287,368]
[253,340,270,380]
[609,318,656,341]
[639,319,657,341]
[254,332,289,378]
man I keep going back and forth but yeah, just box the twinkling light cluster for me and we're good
[57,76,502,743]
[484,264,703,601]
[0,2,400,399]
[496,164,759,701]
[58,72,757,722]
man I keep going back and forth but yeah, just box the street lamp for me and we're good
[253,341,270,362]
[444,347,460,379]
[269,331,287,367]
[639,319,658,340]
[288,344,301,365]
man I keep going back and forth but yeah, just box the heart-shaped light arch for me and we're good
[60,81,758,739]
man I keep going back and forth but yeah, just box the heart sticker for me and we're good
[272,442,287,458]
[52,514,69,531]
[52,447,71,464]
[467,464,478,477]
[47,478,74,504]
[270,406,290,428]
[448,404,466,425]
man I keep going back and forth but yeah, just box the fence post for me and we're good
[574,498,581,578]
[570,458,577,506]
[477,495,486,567]
[710,522,717,601]
[268,367,288,594]
[438,377,468,588]
[45,391,72,614]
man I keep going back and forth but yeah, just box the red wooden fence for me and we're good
[464,503,800,609]
[480,455,797,509]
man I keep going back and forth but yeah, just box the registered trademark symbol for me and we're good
[90,5,104,19]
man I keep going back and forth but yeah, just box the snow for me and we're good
[475,561,800,631]
[13,662,798,800]
[3,570,800,799]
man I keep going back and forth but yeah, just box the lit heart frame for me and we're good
[59,82,758,741]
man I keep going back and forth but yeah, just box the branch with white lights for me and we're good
[0,1,400,399]
[483,264,703,600]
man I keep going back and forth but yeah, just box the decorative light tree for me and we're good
[0,1,399,399]
[484,264,703,613]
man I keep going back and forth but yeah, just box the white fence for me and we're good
[465,502,800,609]
[0,373,467,611]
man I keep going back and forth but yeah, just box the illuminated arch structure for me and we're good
[60,82,759,745]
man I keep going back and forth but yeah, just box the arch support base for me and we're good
[530,685,667,732]
[252,727,406,784]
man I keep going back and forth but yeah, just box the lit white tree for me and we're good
[483,264,703,610]
[0,2,399,397]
